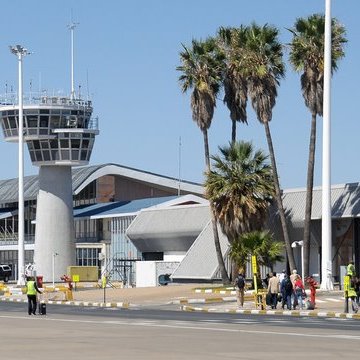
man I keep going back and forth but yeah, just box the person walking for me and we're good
[26,276,42,315]
[293,275,305,310]
[267,272,280,309]
[280,274,293,310]
[234,272,246,308]
[290,269,298,308]
[305,275,318,307]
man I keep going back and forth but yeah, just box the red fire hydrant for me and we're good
[305,276,317,307]
[60,274,73,290]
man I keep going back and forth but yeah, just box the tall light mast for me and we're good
[0,28,99,282]
[321,0,333,290]
[9,45,30,285]
[67,21,79,100]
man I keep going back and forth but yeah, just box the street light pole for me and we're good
[52,252,59,288]
[321,0,334,290]
[10,45,30,286]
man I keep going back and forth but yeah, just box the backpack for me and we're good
[284,278,293,292]
[236,275,245,289]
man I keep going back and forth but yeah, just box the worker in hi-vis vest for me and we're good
[26,276,42,315]
[347,260,356,276]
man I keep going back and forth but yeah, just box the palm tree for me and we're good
[245,23,296,272]
[177,37,230,283]
[217,26,249,143]
[288,14,346,277]
[229,230,284,275]
[205,141,275,243]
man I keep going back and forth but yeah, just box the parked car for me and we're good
[0,265,12,282]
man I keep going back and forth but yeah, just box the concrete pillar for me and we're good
[34,166,75,282]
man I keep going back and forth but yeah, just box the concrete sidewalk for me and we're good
[1,283,359,319]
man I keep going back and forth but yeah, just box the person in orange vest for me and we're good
[26,276,42,315]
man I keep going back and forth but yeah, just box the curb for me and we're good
[195,288,237,295]
[180,305,360,320]
[0,296,129,309]
[170,296,237,305]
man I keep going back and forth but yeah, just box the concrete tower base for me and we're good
[34,166,76,282]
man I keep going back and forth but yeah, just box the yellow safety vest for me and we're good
[347,263,355,276]
[26,281,37,295]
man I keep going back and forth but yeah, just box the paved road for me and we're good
[1,302,360,359]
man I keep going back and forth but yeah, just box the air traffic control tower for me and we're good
[0,25,99,281]
[0,93,99,281]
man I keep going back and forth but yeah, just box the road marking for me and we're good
[0,314,359,341]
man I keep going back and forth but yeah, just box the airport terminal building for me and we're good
[0,162,359,285]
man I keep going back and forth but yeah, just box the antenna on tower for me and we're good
[67,13,79,100]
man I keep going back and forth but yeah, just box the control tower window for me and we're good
[51,150,60,160]
[27,115,38,128]
[40,116,49,128]
[50,116,60,128]
[71,139,81,148]
[43,151,51,161]
[50,139,58,149]
[33,141,40,150]
[61,150,70,160]
[71,150,79,161]
[81,150,87,160]
[2,118,9,130]
[40,140,49,149]
[9,117,16,129]
[60,139,69,148]
[35,150,43,161]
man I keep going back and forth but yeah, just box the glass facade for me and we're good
[110,216,140,282]
[0,107,93,138]
[76,248,101,267]
[27,133,95,163]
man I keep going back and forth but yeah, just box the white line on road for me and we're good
[0,314,359,341]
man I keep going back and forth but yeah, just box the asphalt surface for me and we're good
[1,301,360,359]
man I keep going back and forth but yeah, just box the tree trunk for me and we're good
[303,112,317,278]
[263,122,296,271]
[203,130,230,284]
[231,119,236,144]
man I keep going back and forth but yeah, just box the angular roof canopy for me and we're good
[126,202,211,253]
[171,222,229,280]
[74,196,177,219]
[0,163,204,204]
[283,182,360,224]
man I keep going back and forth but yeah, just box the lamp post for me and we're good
[292,241,304,281]
[10,45,30,286]
[52,252,59,288]
[321,0,334,290]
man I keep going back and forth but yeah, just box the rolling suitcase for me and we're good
[39,302,46,315]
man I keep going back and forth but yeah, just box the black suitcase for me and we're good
[39,302,46,315]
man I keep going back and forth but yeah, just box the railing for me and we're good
[0,234,35,245]
[0,92,92,108]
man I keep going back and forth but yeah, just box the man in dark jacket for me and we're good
[234,272,246,308]
[280,274,293,310]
